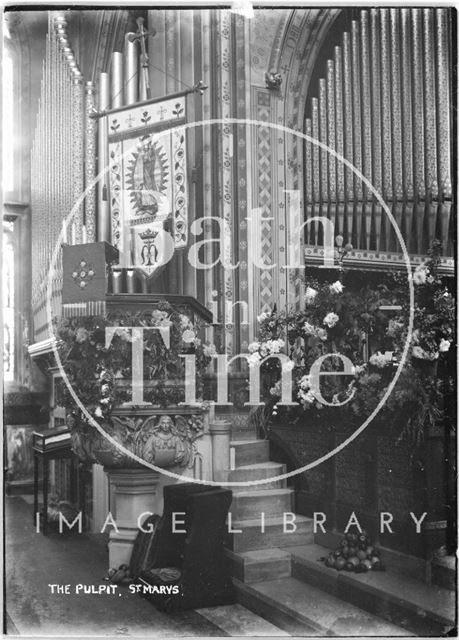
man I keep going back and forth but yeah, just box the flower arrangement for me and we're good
[55,302,213,426]
[351,241,455,443]
[251,278,378,415]
[249,242,455,444]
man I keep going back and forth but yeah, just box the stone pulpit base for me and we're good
[106,469,161,568]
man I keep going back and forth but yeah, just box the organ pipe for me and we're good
[411,9,426,198]
[31,11,159,336]
[351,20,362,200]
[111,52,124,109]
[303,8,452,258]
[31,12,85,336]
[400,9,414,200]
[97,72,111,242]
[85,81,97,242]
[326,60,336,203]
[436,9,452,199]
[125,33,139,104]
[360,11,372,200]
[334,46,345,203]
[370,9,383,196]
[423,8,438,198]
[390,9,403,201]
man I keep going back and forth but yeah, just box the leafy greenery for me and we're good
[250,242,455,445]
[55,302,213,425]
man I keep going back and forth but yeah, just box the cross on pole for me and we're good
[128,17,155,100]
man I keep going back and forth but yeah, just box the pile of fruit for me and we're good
[105,564,132,584]
[323,531,386,573]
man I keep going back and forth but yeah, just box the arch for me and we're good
[272,9,343,132]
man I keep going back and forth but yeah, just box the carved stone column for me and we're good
[106,468,161,568]
[209,420,231,483]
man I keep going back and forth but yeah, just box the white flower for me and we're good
[257,311,270,323]
[270,380,282,397]
[94,406,103,418]
[369,352,392,368]
[182,329,196,343]
[412,346,439,360]
[266,338,284,354]
[247,352,262,368]
[303,321,316,335]
[75,328,89,343]
[101,384,110,394]
[116,328,131,342]
[298,388,316,406]
[282,359,295,372]
[259,343,269,357]
[323,312,339,328]
[203,343,217,357]
[304,287,318,303]
[352,364,366,376]
[316,328,328,341]
[179,314,192,328]
[100,397,110,405]
[248,341,260,353]
[299,374,311,390]
[329,280,344,294]
[413,267,428,285]
[439,339,451,353]
[387,319,404,338]
[152,309,169,321]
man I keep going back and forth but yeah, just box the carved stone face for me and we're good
[157,415,173,433]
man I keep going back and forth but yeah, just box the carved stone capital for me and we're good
[69,409,205,470]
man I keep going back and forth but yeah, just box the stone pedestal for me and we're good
[106,468,161,568]
[210,420,231,482]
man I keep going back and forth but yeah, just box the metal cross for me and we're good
[127,17,155,100]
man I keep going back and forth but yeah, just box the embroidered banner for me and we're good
[107,96,188,277]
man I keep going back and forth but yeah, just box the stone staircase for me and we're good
[224,434,456,637]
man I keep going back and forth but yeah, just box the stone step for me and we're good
[227,514,314,553]
[315,530,456,590]
[234,576,412,636]
[231,429,258,441]
[230,439,270,466]
[231,488,293,520]
[432,555,456,591]
[229,462,286,491]
[196,602,289,636]
[288,543,455,637]
[226,547,292,584]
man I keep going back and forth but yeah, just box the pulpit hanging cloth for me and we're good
[107,96,188,278]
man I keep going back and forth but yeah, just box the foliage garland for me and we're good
[55,302,213,426]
